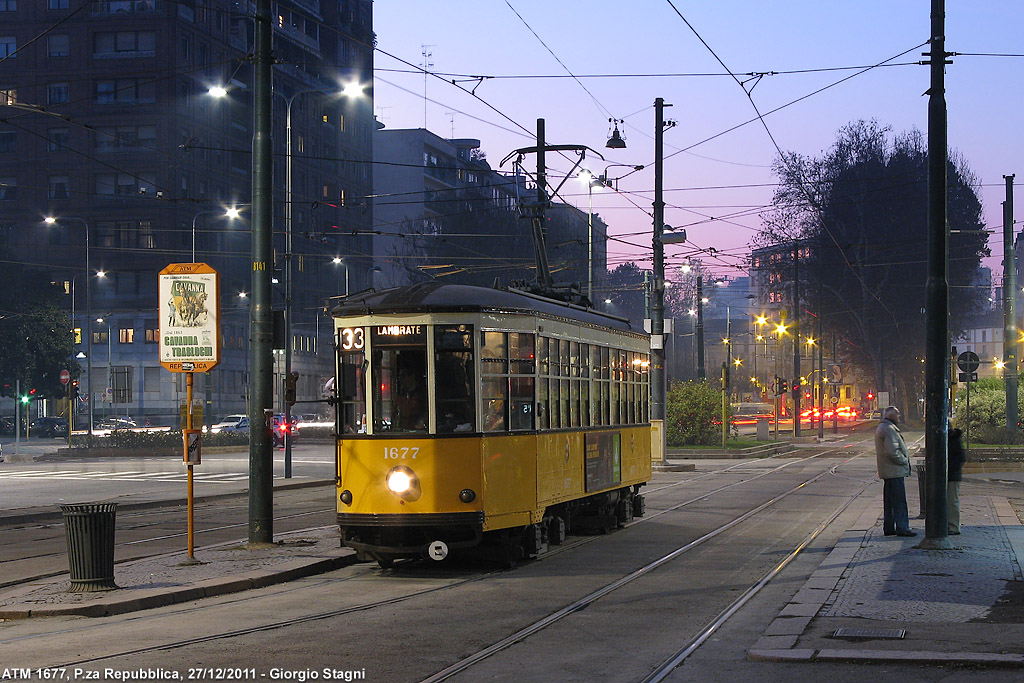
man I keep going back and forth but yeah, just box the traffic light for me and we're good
[867,392,875,401]
[20,388,36,404]
[284,371,297,406]
[778,379,788,396]
[791,382,801,399]
[69,380,80,400]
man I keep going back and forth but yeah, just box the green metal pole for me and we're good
[248,0,274,545]
[923,0,949,545]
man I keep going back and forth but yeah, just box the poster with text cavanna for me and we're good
[159,263,221,372]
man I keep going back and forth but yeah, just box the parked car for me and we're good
[30,416,69,438]
[0,416,15,435]
[212,414,249,434]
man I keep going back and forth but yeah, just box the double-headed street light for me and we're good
[210,80,364,478]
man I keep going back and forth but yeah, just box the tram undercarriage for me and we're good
[340,485,647,568]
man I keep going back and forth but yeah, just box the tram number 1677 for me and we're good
[384,446,419,460]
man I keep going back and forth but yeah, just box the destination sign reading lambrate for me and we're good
[158,263,221,373]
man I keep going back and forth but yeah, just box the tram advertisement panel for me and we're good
[585,431,621,492]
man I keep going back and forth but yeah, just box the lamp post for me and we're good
[578,170,604,303]
[96,316,113,419]
[281,83,363,478]
[191,207,241,263]
[332,257,350,296]
[45,216,96,435]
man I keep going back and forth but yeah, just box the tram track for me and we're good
[415,454,872,683]
[5,450,874,678]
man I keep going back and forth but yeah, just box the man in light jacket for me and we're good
[874,406,916,537]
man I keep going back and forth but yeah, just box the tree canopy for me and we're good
[756,120,989,411]
[0,260,77,399]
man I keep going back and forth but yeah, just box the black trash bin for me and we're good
[61,503,118,592]
[915,464,926,519]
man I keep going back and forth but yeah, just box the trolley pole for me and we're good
[248,0,275,545]
[651,97,671,465]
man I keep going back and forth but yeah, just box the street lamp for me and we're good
[578,170,605,303]
[45,215,97,435]
[332,257,350,296]
[191,207,242,262]
[95,316,113,420]
[211,81,364,478]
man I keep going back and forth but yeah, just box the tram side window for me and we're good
[596,346,609,426]
[509,332,535,430]
[611,349,621,425]
[639,352,650,422]
[435,325,475,433]
[559,339,570,429]
[481,331,508,431]
[537,337,549,430]
[580,343,591,427]
[371,326,428,433]
[337,326,366,433]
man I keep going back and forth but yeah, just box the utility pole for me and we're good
[651,97,671,465]
[792,242,801,436]
[1004,175,1017,439]
[248,0,275,545]
[923,0,950,546]
[696,276,705,381]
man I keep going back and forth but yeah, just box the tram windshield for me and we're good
[372,325,428,433]
[435,325,475,433]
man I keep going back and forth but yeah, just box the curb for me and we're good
[1,479,335,527]
[0,550,358,619]
[748,648,1024,667]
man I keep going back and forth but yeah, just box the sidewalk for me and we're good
[0,525,354,619]
[749,491,1024,666]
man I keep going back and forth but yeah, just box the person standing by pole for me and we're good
[875,406,915,537]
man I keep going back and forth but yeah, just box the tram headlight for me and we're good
[387,470,412,493]
[385,465,421,501]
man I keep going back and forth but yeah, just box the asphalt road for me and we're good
[1,444,949,683]
[0,440,336,512]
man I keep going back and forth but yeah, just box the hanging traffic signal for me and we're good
[284,371,298,406]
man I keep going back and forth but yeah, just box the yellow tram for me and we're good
[332,282,651,566]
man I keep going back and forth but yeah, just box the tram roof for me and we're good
[330,282,643,335]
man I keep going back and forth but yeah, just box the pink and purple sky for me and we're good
[372,1,1022,283]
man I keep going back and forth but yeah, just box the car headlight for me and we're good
[385,466,420,501]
